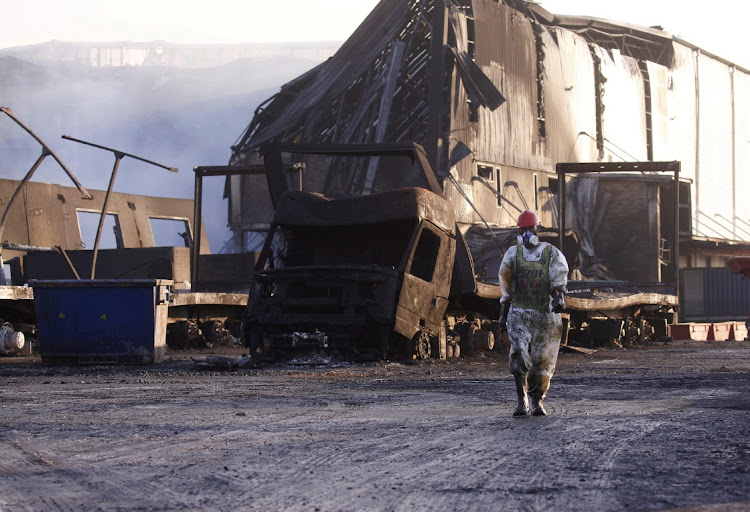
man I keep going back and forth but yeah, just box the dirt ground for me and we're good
[1,339,749,512]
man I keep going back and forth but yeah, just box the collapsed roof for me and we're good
[229,0,679,166]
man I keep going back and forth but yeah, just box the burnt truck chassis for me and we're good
[245,185,458,361]
[564,281,678,348]
[247,265,400,360]
[243,143,465,361]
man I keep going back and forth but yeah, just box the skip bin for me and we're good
[30,279,172,365]
[730,322,748,341]
[669,322,710,341]
[708,322,732,341]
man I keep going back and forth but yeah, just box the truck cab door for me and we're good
[394,222,455,339]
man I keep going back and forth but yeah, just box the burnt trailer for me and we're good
[553,161,681,346]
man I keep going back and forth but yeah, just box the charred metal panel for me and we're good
[567,176,660,282]
[395,221,455,339]
[696,54,734,235]
[735,71,750,225]
[274,187,456,236]
[0,179,205,266]
[662,45,698,218]
[447,6,506,113]
[471,1,538,169]
[25,247,191,284]
[233,154,331,232]
[547,12,675,68]
[647,61,671,162]
[597,49,648,162]
[542,28,598,166]
[237,174,275,231]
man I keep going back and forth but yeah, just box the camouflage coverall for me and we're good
[498,242,568,414]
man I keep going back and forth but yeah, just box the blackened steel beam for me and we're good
[90,154,123,279]
[425,1,449,174]
[192,169,203,286]
[62,135,178,173]
[556,161,680,173]
[0,107,93,199]
[62,136,178,279]
[193,165,265,177]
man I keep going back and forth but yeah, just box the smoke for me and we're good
[0,46,331,252]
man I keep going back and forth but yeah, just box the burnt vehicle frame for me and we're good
[244,143,459,360]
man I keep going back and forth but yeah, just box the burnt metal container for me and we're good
[30,279,172,365]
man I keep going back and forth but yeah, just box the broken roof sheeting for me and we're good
[231,0,506,163]
[231,0,409,160]
[448,6,506,112]
[511,0,675,67]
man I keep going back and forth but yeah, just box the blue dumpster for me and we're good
[30,279,172,364]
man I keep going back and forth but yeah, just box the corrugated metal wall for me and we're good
[598,49,648,161]
[696,55,735,238]
[735,71,750,230]
[446,0,750,243]
[542,28,598,165]
[472,1,538,169]
[681,267,750,321]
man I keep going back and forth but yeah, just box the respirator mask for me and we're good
[517,229,539,247]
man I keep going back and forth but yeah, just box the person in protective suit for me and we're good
[498,210,568,417]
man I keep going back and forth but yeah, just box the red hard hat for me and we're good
[516,210,540,228]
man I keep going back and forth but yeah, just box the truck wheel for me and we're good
[456,322,477,355]
[473,329,495,351]
[435,323,448,360]
[413,331,431,360]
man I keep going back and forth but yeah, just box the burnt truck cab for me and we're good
[245,187,457,360]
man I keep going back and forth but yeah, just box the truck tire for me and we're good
[413,331,431,360]
[456,322,476,356]
[432,323,448,360]
[473,329,495,351]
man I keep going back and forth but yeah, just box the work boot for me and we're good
[529,374,551,416]
[531,395,546,416]
[513,373,529,417]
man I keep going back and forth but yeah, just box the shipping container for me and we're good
[680,267,750,321]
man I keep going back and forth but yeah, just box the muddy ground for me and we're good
[0,340,749,512]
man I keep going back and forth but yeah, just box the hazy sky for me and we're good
[1,0,746,67]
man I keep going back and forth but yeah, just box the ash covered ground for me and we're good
[1,340,749,511]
